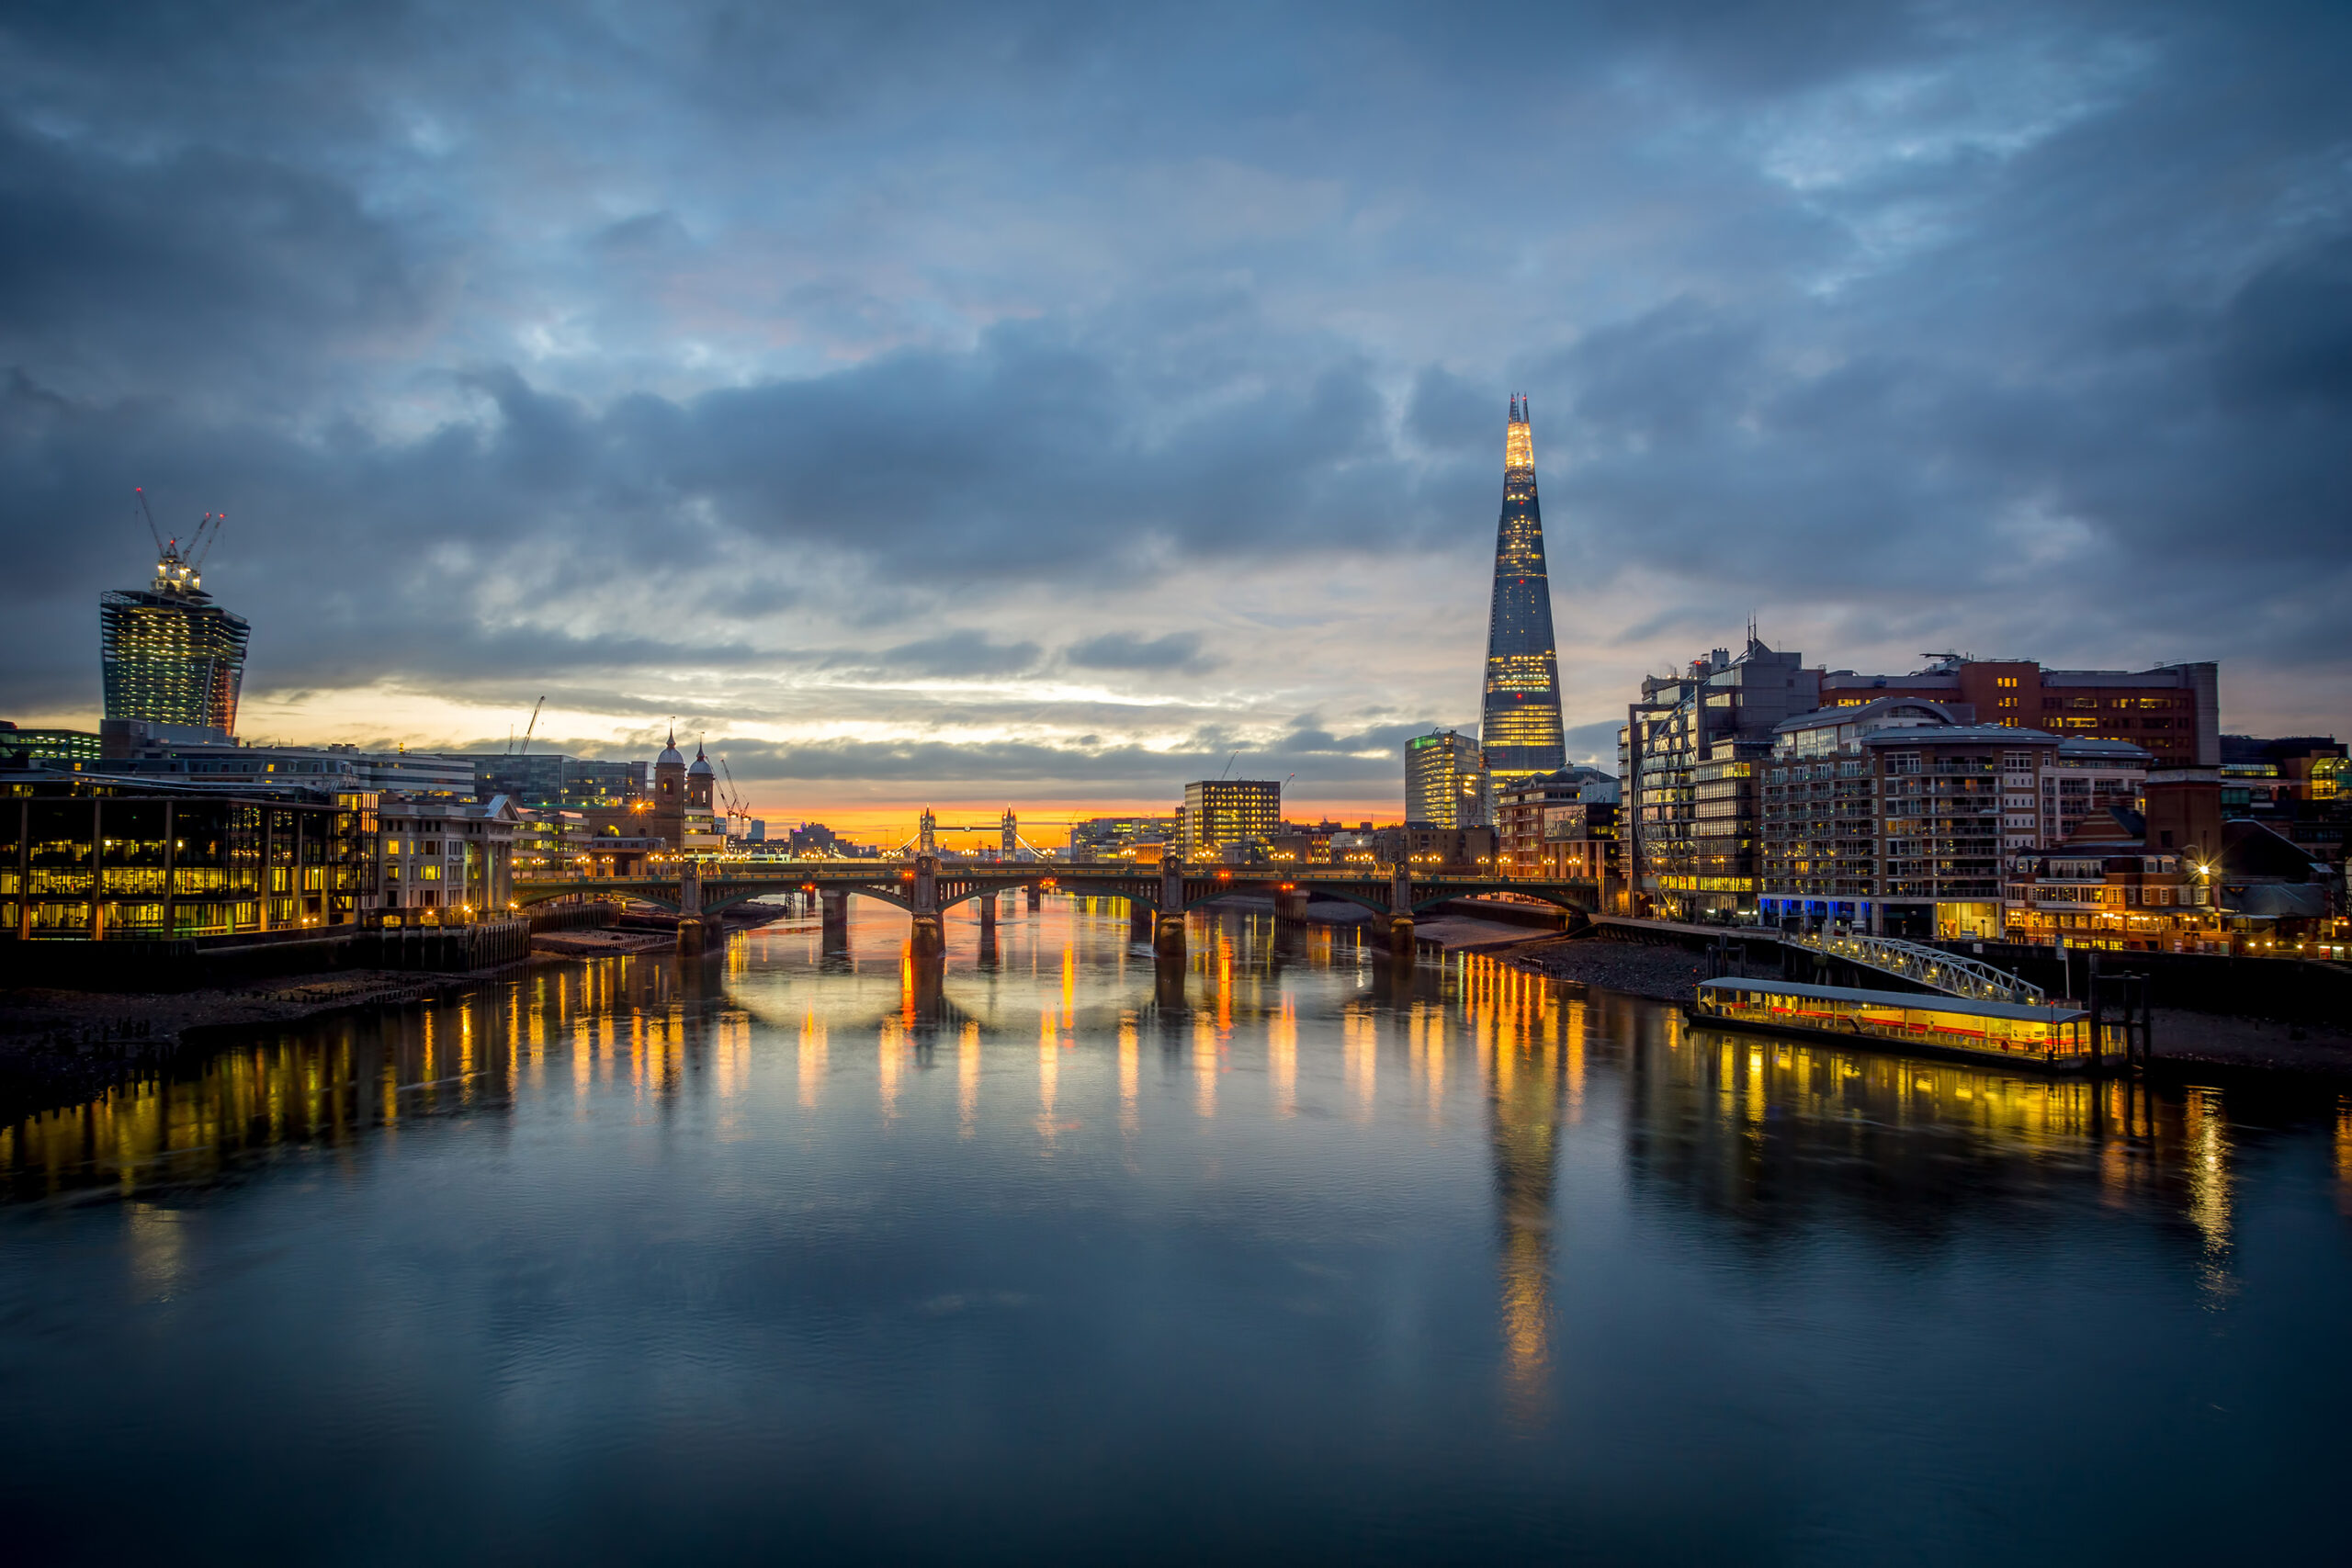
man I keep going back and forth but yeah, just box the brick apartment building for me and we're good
[1818,656,2217,766]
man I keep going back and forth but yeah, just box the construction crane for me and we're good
[133,488,226,593]
[509,696,545,756]
[717,757,755,839]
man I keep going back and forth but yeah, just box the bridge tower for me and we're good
[918,807,937,857]
[1000,807,1017,860]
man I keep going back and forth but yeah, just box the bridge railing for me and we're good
[1785,929,2044,1006]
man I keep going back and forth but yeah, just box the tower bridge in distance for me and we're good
[512,856,1600,960]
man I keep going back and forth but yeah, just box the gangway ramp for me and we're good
[1783,930,2044,1006]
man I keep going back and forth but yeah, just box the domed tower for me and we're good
[687,742,715,811]
[653,728,687,821]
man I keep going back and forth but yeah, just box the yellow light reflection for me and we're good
[959,1020,981,1138]
[1102,1013,1132,1140]
[1193,1012,1218,1119]
[1270,992,1297,1118]
[797,1008,829,1110]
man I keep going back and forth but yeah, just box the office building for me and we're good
[1478,396,1566,785]
[1180,780,1281,862]
[1496,766,1617,878]
[1757,694,2160,939]
[1817,656,2218,765]
[94,728,477,798]
[1538,798,1619,887]
[460,752,646,809]
[378,795,519,924]
[1619,638,1820,919]
[1371,823,1496,873]
[3,773,377,939]
[1405,728,1492,829]
[99,529,250,739]
[1068,817,1179,863]
[0,724,103,772]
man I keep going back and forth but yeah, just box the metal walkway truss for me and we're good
[1784,930,2046,1006]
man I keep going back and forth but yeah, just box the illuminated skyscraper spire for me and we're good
[1478,394,1566,784]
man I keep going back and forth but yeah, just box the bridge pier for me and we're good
[820,889,849,951]
[1387,866,1415,963]
[1025,884,1041,911]
[978,895,998,938]
[1155,863,1187,959]
[1127,901,1152,945]
[677,863,707,958]
[910,853,944,955]
[1275,888,1309,925]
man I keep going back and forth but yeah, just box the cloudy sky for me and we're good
[2,1,2346,838]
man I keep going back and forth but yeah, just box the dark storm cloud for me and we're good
[0,0,2346,751]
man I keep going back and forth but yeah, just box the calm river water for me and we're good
[3,897,2348,1563]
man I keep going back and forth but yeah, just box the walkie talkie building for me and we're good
[1478,395,1566,784]
[100,529,250,739]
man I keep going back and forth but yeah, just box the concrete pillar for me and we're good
[910,854,944,954]
[1388,863,1414,960]
[1275,888,1309,924]
[1128,901,1153,944]
[820,888,849,950]
[1025,883,1042,911]
[1155,860,1187,959]
[978,894,998,937]
[677,916,707,956]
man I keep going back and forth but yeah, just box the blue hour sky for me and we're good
[0,1,2346,829]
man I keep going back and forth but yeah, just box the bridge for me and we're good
[1782,928,2046,1005]
[512,855,1600,957]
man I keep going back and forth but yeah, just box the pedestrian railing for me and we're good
[1783,930,2045,1006]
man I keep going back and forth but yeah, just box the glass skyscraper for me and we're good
[100,549,250,739]
[1479,395,1566,784]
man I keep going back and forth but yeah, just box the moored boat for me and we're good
[1686,976,2129,1074]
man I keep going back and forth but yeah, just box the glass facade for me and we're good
[1480,397,1566,784]
[1405,729,1491,829]
[2,777,376,939]
[99,588,250,736]
[1180,781,1281,862]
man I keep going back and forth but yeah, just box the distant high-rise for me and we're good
[1479,395,1566,784]
[1405,728,1492,829]
[99,506,249,739]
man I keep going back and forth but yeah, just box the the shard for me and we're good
[1478,394,1566,784]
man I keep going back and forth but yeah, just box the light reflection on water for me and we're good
[1,896,2347,1563]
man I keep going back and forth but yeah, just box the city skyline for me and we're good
[1,1,2347,832]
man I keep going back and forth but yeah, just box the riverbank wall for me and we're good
[0,919,535,994]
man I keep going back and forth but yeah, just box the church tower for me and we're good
[1478,394,1566,784]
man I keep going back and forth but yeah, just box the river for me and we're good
[2,897,2347,1563]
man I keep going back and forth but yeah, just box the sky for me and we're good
[1,0,2346,840]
